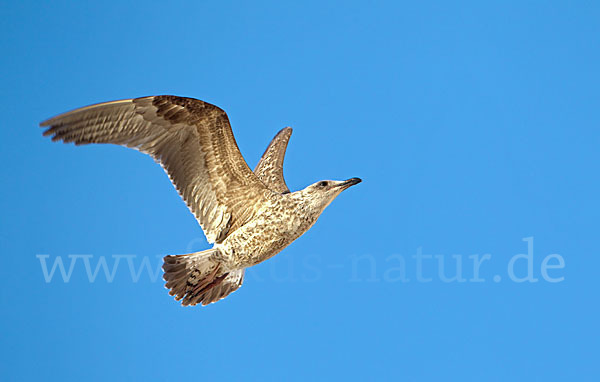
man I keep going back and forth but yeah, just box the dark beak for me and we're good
[338,177,362,190]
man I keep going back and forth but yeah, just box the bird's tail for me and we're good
[163,249,245,306]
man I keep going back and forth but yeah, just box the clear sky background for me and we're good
[1,1,598,381]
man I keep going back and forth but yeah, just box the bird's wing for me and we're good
[253,127,292,193]
[41,95,268,243]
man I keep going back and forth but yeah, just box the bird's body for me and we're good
[41,95,360,306]
[218,188,327,269]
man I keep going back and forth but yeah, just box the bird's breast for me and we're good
[219,203,317,269]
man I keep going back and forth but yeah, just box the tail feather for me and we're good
[162,249,244,306]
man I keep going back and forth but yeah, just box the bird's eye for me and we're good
[318,181,328,187]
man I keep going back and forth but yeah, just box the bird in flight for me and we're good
[40,95,361,306]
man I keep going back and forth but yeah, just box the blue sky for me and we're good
[1,1,598,380]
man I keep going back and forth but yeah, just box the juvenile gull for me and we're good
[40,95,361,306]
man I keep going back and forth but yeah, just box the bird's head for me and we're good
[296,177,362,215]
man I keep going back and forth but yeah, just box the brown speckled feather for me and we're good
[254,127,292,193]
[40,95,268,243]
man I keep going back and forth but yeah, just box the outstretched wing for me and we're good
[254,127,292,193]
[41,95,268,243]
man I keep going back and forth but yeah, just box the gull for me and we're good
[40,95,361,306]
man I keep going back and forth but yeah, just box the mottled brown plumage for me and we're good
[41,95,361,306]
[254,126,292,193]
